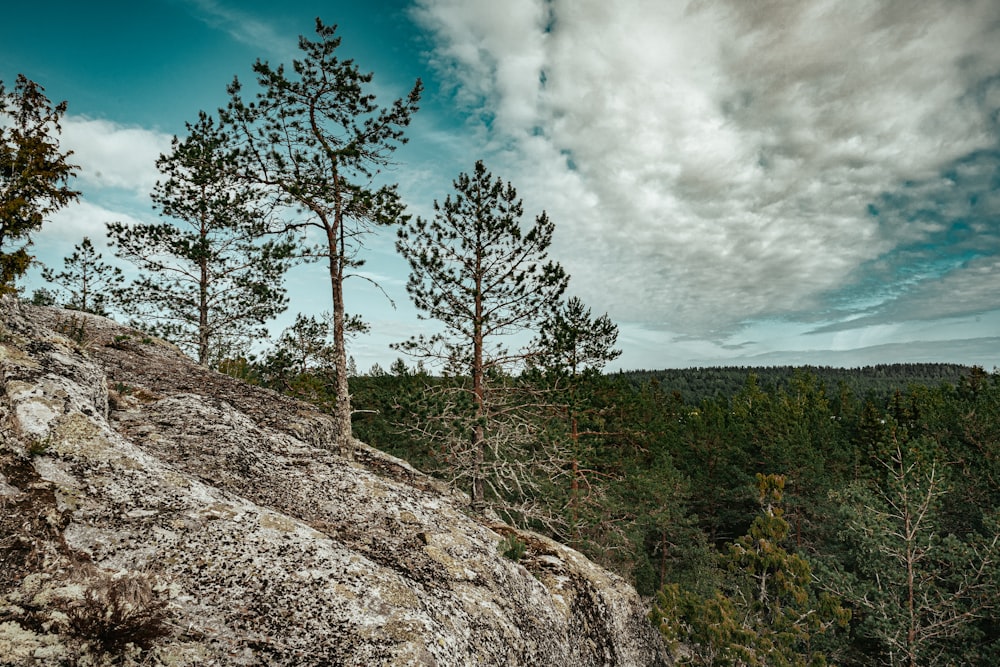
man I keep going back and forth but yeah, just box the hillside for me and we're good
[0,298,668,666]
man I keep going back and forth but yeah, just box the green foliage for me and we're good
[832,438,1000,666]
[108,110,292,366]
[533,296,621,376]
[30,286,57,306]
[618,364,973,405]
[654,474,849,666]
[394,160,568,375]
[27,437,51,456]
[54,314,89,345]
[499,533,528,562]
[0,75,79,292]
[394,160,568,510]
[216,355,261,384]
[41,236,123,315]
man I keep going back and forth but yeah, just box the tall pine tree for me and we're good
[532,296,621,540]
[395,160,568,510]
[222,19,421,455]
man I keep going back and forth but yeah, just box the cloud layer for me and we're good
[413,0,1000,339]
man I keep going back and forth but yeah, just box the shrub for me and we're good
[499,534,528,562]
[61,570,170,655]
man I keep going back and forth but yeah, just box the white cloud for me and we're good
[412,0,550,127]
[179,0,294,57]
[61,116,172,195]
[415,0,1000,336]
[33,200,145,256]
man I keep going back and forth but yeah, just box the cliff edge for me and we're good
[0,297,668,666]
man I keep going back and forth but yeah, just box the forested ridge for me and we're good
[617,363,973,404]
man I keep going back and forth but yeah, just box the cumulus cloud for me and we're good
[61,116,173,195]
[414,0,1000,337]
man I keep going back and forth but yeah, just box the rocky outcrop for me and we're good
[0,298,669,666]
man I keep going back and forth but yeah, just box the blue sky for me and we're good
[4,0,999,372]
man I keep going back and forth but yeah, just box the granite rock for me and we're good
[0,298,669,666]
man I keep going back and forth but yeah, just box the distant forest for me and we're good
[617,362,973,404]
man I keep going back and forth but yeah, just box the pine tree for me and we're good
[834,437,1000,666]
[394,160,569,510]
[532,296,621,540]
[40,236,123,315]
[0,75,79,293]
[654,474,849,666]
[222,19,422,455]
[534,296,621,377]
[108,111,292,366]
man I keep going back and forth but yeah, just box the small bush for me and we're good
[499,534,527,562]
[61,570,170,655]
[54,315,88,345]
[27,437,51,456]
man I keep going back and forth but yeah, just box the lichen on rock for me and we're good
[0,297,669,666]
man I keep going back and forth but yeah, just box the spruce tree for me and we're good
[108,111,292,366]
[653,474,849,666]
[40,236,123,315]
[395,160,569,510]
[222,19,421,455]
[0,75,79,293]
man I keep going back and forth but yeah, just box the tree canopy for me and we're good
[0,75,78,293]
[40,236,123,315]
[108,110,292,366]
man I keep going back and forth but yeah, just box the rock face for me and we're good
[0,298,669,666]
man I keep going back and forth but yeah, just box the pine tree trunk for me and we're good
[570,412,580,541]
[326,192,353,459]
[471,316,485,508]
[470,240,485,509]
[197,201,210,366]
[331,259,353,458]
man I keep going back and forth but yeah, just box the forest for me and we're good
[350,361,999,666]
[4,18,1000,667]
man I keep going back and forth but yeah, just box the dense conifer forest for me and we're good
[617,363,973,404]
[340,362,999,665]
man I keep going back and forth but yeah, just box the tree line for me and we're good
[5,17,1000,666]
[619,364,974,406]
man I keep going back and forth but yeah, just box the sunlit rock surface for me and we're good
[0,298,668,666]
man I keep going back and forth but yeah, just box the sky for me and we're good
[3,0,999,372]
